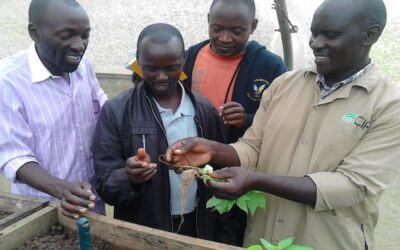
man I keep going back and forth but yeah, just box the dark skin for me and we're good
[125,36,186,183]
[17,0,95,219]
[165,137,316,206]
[309,0,382,85]
[165,0,384,207]
[208,1,257,129]
[28,0,90,82]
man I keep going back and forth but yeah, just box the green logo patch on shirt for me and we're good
[343,112,359,124]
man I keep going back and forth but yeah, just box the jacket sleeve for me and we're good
[93,102,143,206]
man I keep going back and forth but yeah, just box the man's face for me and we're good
[33,1,90,76]
[208,1,257,57]
[138,37,185,98]
[309,1,369,83]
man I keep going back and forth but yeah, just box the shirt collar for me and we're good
[305,61,379,94]
[155,81,195,116]
[28,44,85,83]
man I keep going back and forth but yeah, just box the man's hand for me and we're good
[59,181,96,219]
[164,137,212,167]
[125,148,157,184]
[220,102,247,128]
[207,167,255,200]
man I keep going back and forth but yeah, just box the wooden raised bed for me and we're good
[0,192,242,250]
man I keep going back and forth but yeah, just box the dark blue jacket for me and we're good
[183,40,287,142]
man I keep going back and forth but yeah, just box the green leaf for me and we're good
[206,196,224,209]
[260,238,277,250]
[226,199,235,211]
[278,237,295,249]
[286,245,314,250]
[214,200,229,214]
[236,196,249,213]
[246,191,266,216]
[246,245,263,250]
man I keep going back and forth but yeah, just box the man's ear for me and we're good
[28,23,40,42]
[251,18,258,34]
[363,24,383,46]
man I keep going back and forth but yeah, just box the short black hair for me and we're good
[323,0,386,30]
[136,23,185,59]
[210,0,256,18]
[358,0,387,29]
[28,0,81,24]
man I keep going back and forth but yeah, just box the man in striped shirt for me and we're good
[0,0,107,219]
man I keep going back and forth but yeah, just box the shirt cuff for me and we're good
[307,171,363,211]
[4,156,38,183]
[229,142,257,171]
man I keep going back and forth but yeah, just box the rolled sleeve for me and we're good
[4,156,38,183]
[308,102,400,211]
[308,171,364,211]
[0,84,38,183]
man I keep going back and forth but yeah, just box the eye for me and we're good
[167,66,180,72]
[58,31,72,40]
[211,26,222,33]
[232,29,243,36]
[81,32,90,40]
[325,31,340,39]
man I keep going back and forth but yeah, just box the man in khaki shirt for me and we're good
[164,0,400,249]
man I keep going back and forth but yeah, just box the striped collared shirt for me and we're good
[317,60,374,99]
[0,44,107,204]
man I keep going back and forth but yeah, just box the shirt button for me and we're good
[80,146,84,150]
[314,106,320,110]
[277,218,284,223]
[302,139,308,144]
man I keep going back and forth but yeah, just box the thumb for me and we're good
[137,148,146,160]
[209,168,229,179]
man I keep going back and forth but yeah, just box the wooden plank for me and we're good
[0,192,49,230]
[0,206,58,250]
[57,206,243,250]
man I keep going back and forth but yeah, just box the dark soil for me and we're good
[0,210,11,220]
[13,224,112,250]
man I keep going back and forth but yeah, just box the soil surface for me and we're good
[13,225,111,250]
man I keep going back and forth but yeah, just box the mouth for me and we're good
[154,82,170,91]
[65,54,82,64]
[314,54,330,64]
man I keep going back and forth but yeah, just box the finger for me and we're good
[62,208,80,219]
[61,198,87,219]
[165,140,185,161]
[220,102,240,110]
[69,182,96,205]
[80,182,96,201]
[209,168,231,179]
[137,148,146,160]
[221,107,244,117]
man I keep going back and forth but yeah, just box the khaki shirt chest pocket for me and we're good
[316,118,368,172]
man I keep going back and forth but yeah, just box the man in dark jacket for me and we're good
[93,23,237,245]
[184,0,287,143]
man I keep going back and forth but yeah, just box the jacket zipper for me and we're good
[144,85,203,236]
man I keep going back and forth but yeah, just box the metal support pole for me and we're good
[273,0,295,70]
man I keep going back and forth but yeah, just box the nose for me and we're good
[156,70,168,81]
[70,36,86,52]
[219,30,232,43]
[309,34,325,50]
